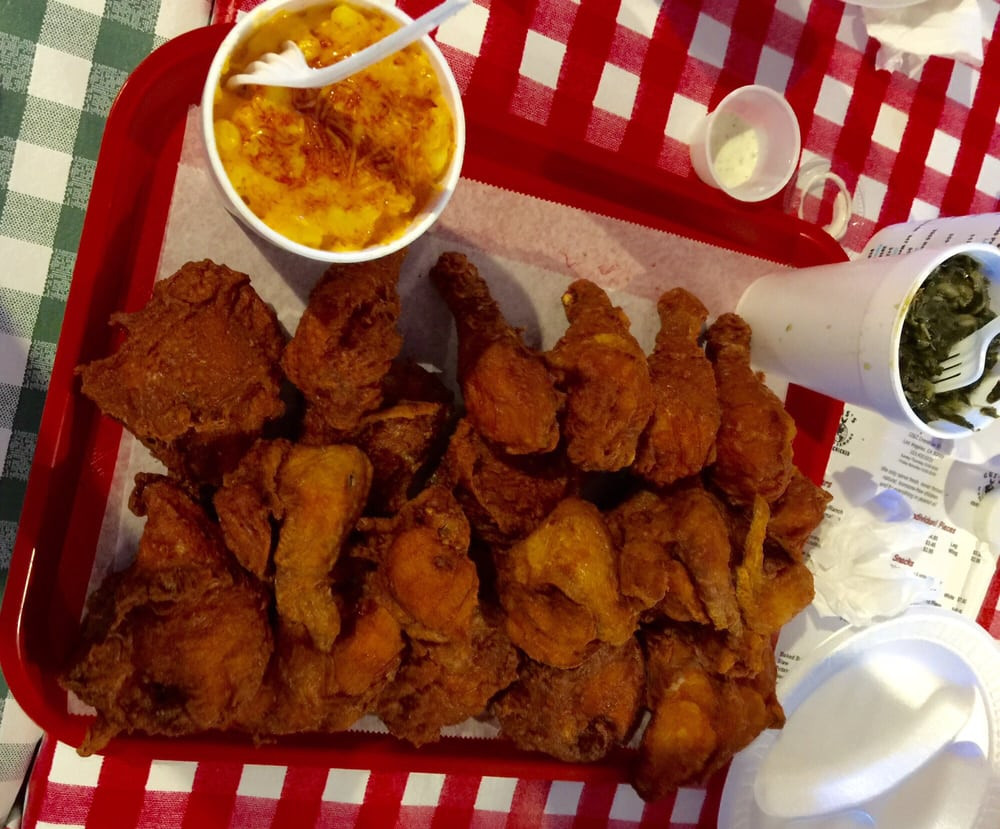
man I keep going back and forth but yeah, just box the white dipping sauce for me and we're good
[710,112,759,188]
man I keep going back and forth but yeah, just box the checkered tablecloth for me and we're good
[3,0,1000,826]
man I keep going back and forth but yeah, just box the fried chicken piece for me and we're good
[430,252,561,454]
[607,487,741,635]
[354,485,479,643]
[735,496,815,635]
[545,279,654,471]
[437,418,575,547]
[281,251,406,443]
[338,360,454,515]
[214,440,373,651]
[705,313,796,505]
[213,439,288,580]
[492,639,644,763]
[633,628,784,801]
[76,260,286,487]
[377,609,520,747]
[239,592,404,737]
[765,468,832,561]
[497,497,637,668]
[62,477,273,755]
[380,358,455,407]
[633,288,721,487]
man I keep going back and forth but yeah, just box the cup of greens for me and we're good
[736,242,1000,440]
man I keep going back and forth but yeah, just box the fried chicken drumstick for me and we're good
[706,312,796,505]
[430,252,561,455]
[634,288,721,487]
[546,279,654,471]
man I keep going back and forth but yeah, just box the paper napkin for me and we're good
[808,508,938,627]
[861,0,985,78]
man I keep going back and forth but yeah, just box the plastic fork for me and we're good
[227,0,470,90]
[931,316,1000,393]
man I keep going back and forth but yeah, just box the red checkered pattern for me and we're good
[213,0,1000,257]
[24,738,725,828]
[22,1,1000,826]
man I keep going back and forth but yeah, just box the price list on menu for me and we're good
[818,404,998,617]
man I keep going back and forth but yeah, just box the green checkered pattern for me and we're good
[0,0,172,569]
[0,0,211,819]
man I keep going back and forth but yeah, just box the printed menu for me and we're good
[777,390,1000,676]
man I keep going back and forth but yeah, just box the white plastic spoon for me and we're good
[227,0,470,89]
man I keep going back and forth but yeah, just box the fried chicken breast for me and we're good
[76,260,287,487]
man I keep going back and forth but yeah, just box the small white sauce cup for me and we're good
[736,242,1000,441]
[689,84,801,203]
[201,0,466,264]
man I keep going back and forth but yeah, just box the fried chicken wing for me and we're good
[497,497,637,668]
[492,639,644,763]
[213,439,288,579]
[545,279,654,471]
[706,312,796,504]
[765,468,832,561]
[281,251,406,443]
[634,288,721,486]
[430,252,561,454]
[62,477,273,755]
[735,496,815,635]
[354,485,478,642]
[607,486,741,635]
[214,440,373,651]
[376,609,519,747]
[436,418,575,546]
[76,260,287,487]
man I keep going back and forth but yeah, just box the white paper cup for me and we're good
[689,85,801,202]
[735,242,1000,440]
[201,0,465,264]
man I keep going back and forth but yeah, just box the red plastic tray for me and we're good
[0,24,846,775]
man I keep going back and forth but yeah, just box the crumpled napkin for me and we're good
[808,507,939,627]
[861,0,985,78]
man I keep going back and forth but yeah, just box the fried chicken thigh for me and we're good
[706,313,796,505]
[437,418,575,547]
[634,627,784,801]
[497,497,637,668]
[354,485,479,643]
[492,639,644,763]
[765,468,832,561]
[633,288,721,487]
[281,250,406,443]
[545,279,654,471]
[76,260,287,487]
[238,591,404,737]
[349,361,455,514]
[62,477,273,755]
[377,609,519,747]
[430,252,561,454]
[608,486,741,635]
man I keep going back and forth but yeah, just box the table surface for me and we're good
[3,0,1000,826]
